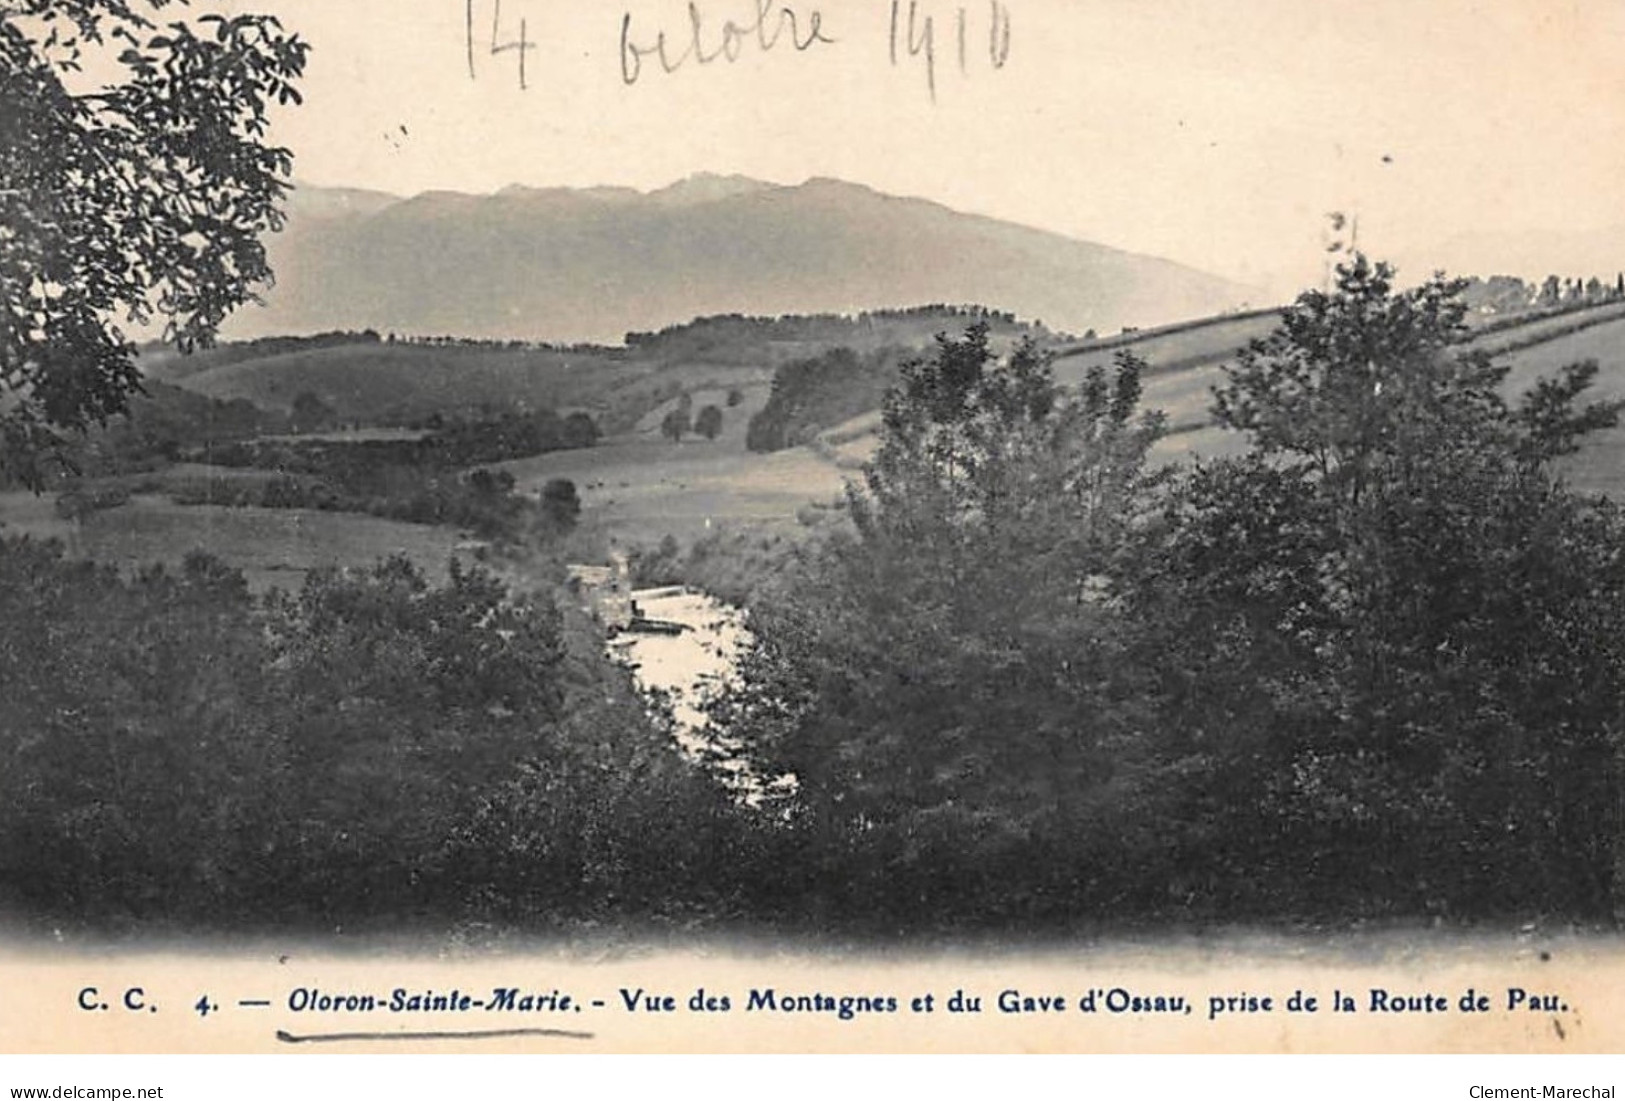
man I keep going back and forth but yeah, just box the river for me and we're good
[609,585,749,756]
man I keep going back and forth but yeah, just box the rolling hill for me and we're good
[159,308,1060,429]
[224,175,1255,345]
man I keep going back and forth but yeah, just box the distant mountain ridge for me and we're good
[230,175,1255,345]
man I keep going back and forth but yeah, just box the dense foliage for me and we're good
[1,0,307,488]
[0,541,743,929]
[166,461,534,543]
[1142,258,1625,920]
[630,525,812,607]
[172,409,599,539]
[716,262,1625,928]
[746,347,903,453]
[716,325,1171,922]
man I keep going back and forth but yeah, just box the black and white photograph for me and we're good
[3,0,1625,1063]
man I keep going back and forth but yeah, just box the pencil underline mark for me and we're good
[275,1027,595,1044]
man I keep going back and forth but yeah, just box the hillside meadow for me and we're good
[0,492,472,592]
[499,418,852,549]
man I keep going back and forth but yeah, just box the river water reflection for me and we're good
[609,586,749,755]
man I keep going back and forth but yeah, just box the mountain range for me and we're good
[226,175,1255,345]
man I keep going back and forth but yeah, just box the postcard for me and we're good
[2,0,1623,1057]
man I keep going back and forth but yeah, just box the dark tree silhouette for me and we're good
[1,1,308,487]
[540,478,581,530]
[660,404,691,442]
[694,404,724,440]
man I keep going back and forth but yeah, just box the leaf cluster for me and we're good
[1,1,307,486]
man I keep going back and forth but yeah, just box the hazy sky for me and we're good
[239,0,1624,298]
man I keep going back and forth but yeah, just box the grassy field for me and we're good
[492,366,854,550]
[501,432,853,549]
[1503,314,1625,397]
[180,342,643,418]
[631,382,772,441]
[1476,300,1625,358]
[1501,314,1625,497]
[1049,312,1280,387]
[0,492,471,591]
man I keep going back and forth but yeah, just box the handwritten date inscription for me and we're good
[467,0,539,89]
[465,1,1011,101]
[890,0,1011,102]
[621,0,835,85]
